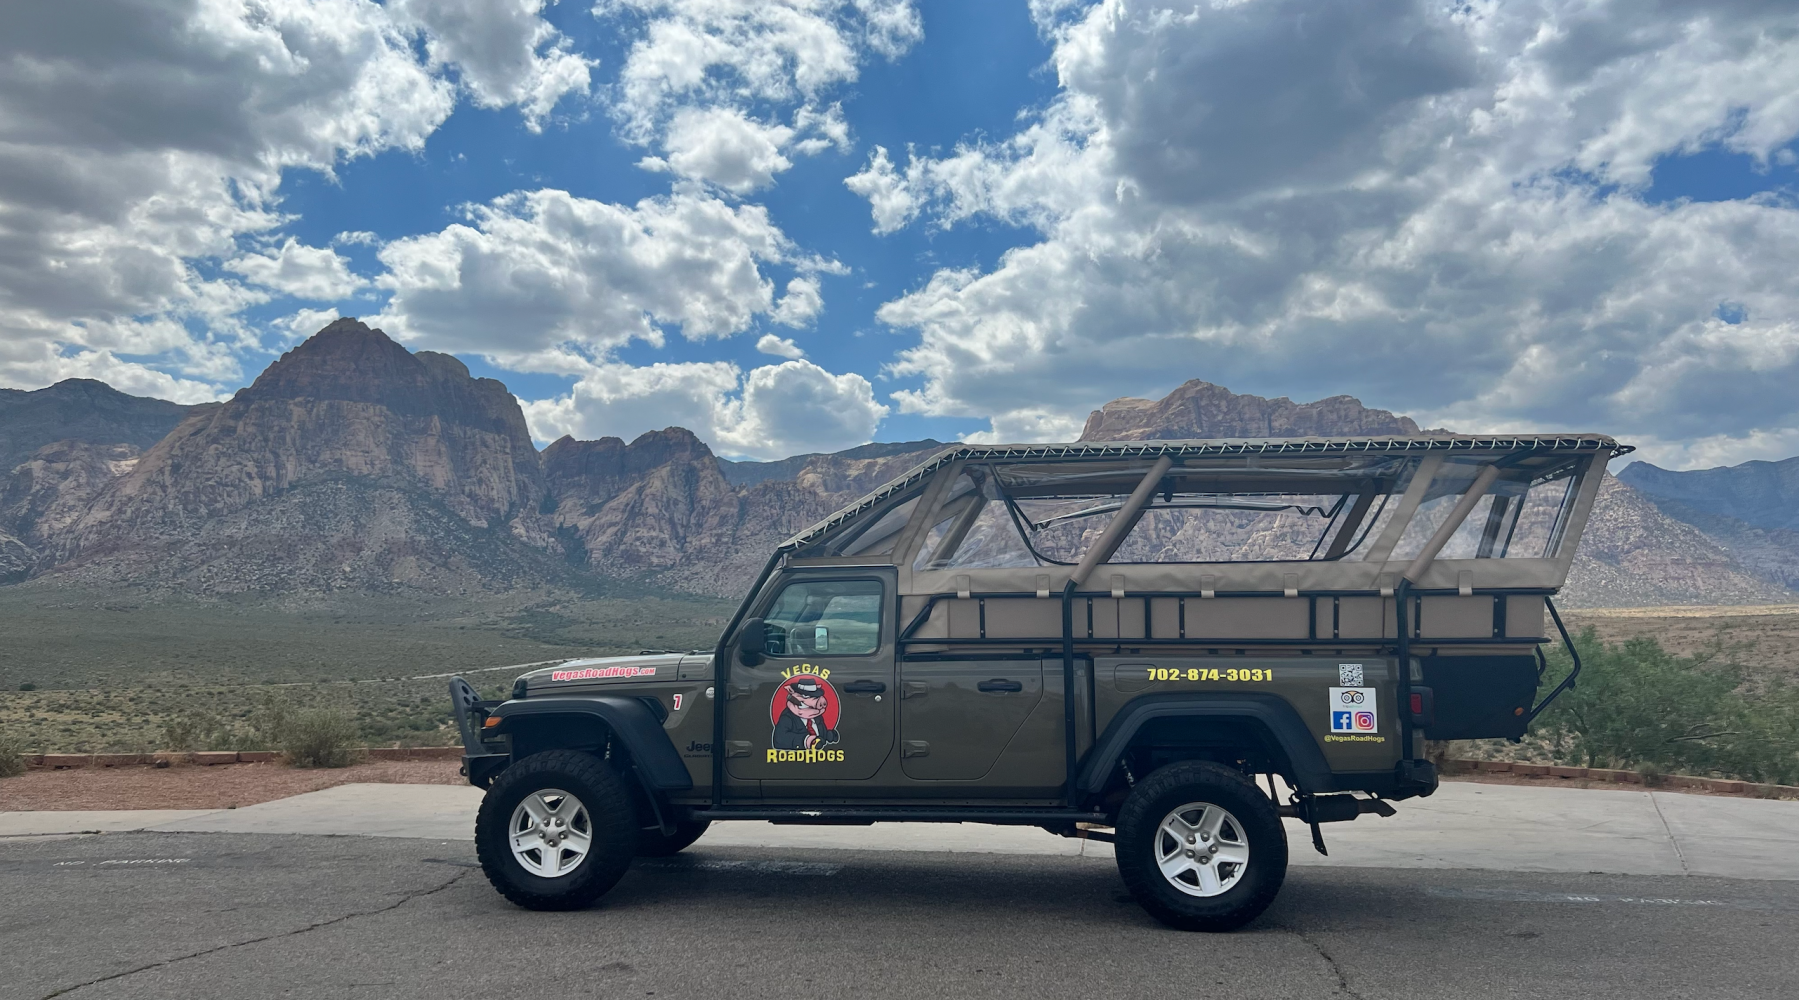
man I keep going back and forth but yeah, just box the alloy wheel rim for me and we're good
[509,788,593,878]
[1154,800,1250,897]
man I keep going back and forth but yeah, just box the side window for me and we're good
[762,579,884,656]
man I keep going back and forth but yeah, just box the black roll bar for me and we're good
[1524,596,1582,725]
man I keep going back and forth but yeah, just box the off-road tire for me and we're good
[1115,760,1288,932]
[637,819,710,857]
[476,750,638,910]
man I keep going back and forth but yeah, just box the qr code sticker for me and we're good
[1338,663,1364,687]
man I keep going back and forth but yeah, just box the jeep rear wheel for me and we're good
[1115,761,1287,931]
[476,750,637,910]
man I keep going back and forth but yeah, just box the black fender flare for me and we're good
[492,696,692,791]
[1076,692,1334,796]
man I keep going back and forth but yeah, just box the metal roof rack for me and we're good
[778,434,1631,552]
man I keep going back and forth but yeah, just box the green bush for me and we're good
[280,706,362,769]
[0,733,27,778]
[1532,628,1799,785]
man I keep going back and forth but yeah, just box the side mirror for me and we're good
[737,618,766,666]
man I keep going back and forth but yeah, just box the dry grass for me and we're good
[1560,605,1799,680]
[0,583,731,754]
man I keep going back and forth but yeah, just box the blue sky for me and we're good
[3,1,1799,467]
[261,0,1062,447]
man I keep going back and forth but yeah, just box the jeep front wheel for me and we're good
[475,750,637,910]
[1114,760,1287,931]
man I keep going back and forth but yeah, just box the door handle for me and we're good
[902,681,929,699]
[902,740,930,758]
[842,680,886,694]
[977,679,1023,693]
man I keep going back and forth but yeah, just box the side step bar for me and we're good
[689,807,1112,826]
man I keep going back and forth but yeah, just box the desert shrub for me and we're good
[1533,628,1799,784]
[160,709,226,752]
[281,706,362,768]
[0,733,27,778]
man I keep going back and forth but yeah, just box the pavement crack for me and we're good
[1281,923,1361,997]
[1647,792,1691,875]
[38,871,469,999]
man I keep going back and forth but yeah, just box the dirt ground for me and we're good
[0,759,463,811]
[1561,604,1799,676]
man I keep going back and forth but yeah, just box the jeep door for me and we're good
[898,655,1063,795]
[725,571,897,787]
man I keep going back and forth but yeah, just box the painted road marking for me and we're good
[634,858,842,876]
[1425,886,1791,912]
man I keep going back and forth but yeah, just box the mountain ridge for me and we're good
[0,379,201,474]
[2,321,1792,606]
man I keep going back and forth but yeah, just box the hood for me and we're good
[516,652,695,695]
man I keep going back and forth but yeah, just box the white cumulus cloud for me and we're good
[227,239,367,300]
[372,187,798,360]
[521,357,887,459]
[756,333,805,358]
[856,0,1799,465]
[0,0,599,396]
[390,0,594,129]
[652,106,795,193]
[595,0,919,190]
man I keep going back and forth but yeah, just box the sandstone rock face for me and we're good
[1562,475,1793,607]
[0,378,198,474]
[1080,380,1425,441]
[1,440,141,548]
[49,319,561,592]
[718,440,945,488]
[543,429,944,596]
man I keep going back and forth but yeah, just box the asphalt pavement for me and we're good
[10,779,1798,879]
[4,831,1795,1000]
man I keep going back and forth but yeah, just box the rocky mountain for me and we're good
[1619,457,1799,532]
[38,319,566,593]
[1081,380,1429,440]
[1561,475,1793,606]
[0,379,199,474]
[3,327,1794,607]
[0,320,943,597]
[1613,458,1799,593]
[542,428,942,596]
[717,440,944,487]
[0,440,144,581]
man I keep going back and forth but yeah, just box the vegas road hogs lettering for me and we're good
[769,666,843,763]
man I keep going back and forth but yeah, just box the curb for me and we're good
[24,746,463,769]
[1444,758,1799,799]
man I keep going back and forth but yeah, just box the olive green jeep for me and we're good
[451,434,1622,930]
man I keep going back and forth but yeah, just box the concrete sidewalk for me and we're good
[5,781,1797,880]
